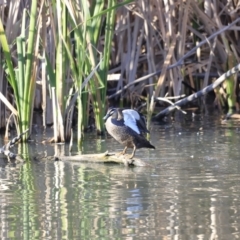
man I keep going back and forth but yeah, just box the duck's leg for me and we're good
[122,146,127,155]
[129,146,136,159]
[117,146,127,156]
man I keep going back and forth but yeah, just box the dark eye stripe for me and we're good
[109,108,116,115]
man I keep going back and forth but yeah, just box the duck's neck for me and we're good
[116,109,124,121]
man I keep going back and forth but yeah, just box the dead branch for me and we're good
[153,63,240,120]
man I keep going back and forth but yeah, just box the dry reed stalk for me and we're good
[142,0,156,96]
[0,2,7,129]
[115,7,128,99]
[174,0,190,96]
[203,38,217,89]
[41,1,48,127]
[0,53,7,129]
[190,1,227,63]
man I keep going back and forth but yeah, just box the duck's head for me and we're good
[103,108,117,121]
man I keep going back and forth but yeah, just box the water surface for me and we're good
[0,113,240,239]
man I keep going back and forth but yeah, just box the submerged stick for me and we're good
[153,63,240,120]
[4,129,29,150]
[0,129,29,161]
[57,151,151,167]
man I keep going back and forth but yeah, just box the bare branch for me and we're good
[153,63,240,120]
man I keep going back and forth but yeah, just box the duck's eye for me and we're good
[109,108,116,116]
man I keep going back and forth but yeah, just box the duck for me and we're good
[103,108,155,158]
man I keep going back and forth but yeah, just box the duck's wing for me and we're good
[122,110,140,134]
[137,113,149,134]
[123,109,149,134]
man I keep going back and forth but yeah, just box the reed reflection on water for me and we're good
[0,114,240,239]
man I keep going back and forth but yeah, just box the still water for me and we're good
[0,113,240,239]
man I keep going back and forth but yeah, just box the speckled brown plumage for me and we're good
[103,108,155,158]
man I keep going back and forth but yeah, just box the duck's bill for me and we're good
[103,114,109,121]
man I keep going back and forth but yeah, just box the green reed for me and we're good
[0,1,38,141]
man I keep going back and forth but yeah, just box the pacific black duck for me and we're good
[103,108,155,158]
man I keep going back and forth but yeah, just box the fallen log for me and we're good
[1,130,150,167]
[56,151,152,167]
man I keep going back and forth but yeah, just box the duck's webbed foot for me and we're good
[116,146,127,156]
[116,146,136,166]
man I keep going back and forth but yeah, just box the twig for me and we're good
[156,97,187,115]
[163,93,186,99]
